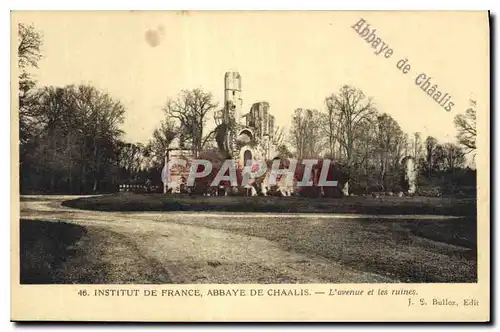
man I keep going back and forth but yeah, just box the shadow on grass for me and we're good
[61,192,477,216]
[192,216,477,283]
[20,219,172,284]
[20,219,87,284]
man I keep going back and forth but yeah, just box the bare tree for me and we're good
[442,143,465,172]
[290,108,324,160]
[399,133,410,162]
[276,144,293,158]
[374,113,405,190]
[22,84,125,193]
[454,100,477,153]
[349,114,377,192]
[18,23,43,70]
[323,99,340,159]
[71,85,125,192]
[28,86,76,191]
[147,119,178,168]
[411,132,423,160]
[18,23,43,144]
[325,85,376,166]
[271,126,285,147]
[163,88,218,157]
[425,136,438,176]
[118,142,146,175]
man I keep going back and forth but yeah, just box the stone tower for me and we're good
[224,72,242,124]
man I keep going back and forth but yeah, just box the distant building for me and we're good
[163,148,193,194]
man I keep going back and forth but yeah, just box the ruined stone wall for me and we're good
[401,156,417,195]
[248,102,270,139]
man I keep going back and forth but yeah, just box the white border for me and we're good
[2,1,497,330]
[4,0,497,10]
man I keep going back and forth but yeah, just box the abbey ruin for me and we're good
[165,71,283,194]
[164,71,417,197]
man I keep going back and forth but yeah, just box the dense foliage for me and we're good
[18,23,476,196]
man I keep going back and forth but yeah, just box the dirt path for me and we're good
[20,196,398,283]
[19,196,475,283]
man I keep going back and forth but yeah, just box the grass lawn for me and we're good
[61,192,476,216]
[170,215,477,283]
[19,215,476,283]
[20,219,170,284]
[21,194,477,283]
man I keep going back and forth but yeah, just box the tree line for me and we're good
[19,24,133,193]
[288,86,477,195]
[18,23,477,195]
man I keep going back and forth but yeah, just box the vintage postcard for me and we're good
[11,10,490,322]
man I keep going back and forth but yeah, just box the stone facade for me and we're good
[217,72,279,168]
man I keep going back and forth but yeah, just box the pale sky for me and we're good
[13,11,489,146]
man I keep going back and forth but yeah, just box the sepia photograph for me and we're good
[10,9,490,322]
